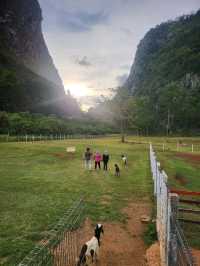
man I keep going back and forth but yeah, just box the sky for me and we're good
[38,0,200,110]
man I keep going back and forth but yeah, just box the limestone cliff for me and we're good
[0,0,80,116]
[0,0,63,87]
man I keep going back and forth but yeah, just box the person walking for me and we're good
[102,150,109,171]
[84,147,92,170]
[94,151,102,170]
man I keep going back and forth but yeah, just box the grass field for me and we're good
[0,137,152,265]
[1,136,200,265]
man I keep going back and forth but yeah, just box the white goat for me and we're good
[77,224,103,266]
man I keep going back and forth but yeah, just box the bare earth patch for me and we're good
[146,242,161,266]
[78,202,156,266]
[53,153,66,159]
[53,152,75,160]
[176,152,200,165]
[192,249,200,266]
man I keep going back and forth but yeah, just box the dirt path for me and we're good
[78,202,153,266]
[192,249,200,266]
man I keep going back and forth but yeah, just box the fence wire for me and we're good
[18,198,85,266]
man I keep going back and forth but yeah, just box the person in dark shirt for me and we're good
[84,147,92,170]
[102,150,109,171]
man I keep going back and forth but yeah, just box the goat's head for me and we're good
[94,224,104,238]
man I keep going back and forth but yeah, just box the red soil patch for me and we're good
[176,152,200,165]
[53,153,66,159]
[192,249,200,266]
[146,242,161,266]
[78,202,156,266]
[53,152,75,160]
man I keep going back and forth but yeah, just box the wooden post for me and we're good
[192,144,194,153]
[163,143,165,152]
[168,193,179,266]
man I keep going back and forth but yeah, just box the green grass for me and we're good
[157,151,200,191]
[143,222,157,246]
[0,137,152,265]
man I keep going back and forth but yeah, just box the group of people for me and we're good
[84,147,127,175]
[84,148,109,170]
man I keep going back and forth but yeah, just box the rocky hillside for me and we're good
[0,0,80,116]
[126,10,200,94]
[125,10,200,133]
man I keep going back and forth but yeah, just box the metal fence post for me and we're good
[169,194,179,266]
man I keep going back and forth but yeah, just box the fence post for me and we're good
[192,144,194,153]
[168,194,179,266]
[166,192,171,266]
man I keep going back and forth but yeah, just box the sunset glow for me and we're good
[64,83,91,98]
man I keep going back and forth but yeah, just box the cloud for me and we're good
[76,56,92,67]
[116,74,128,86]
[121,27,134,36]
[78,95,100,109]
[39,0,200,110]
[58,10,109,32]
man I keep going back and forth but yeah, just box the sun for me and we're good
[64,83,90,98]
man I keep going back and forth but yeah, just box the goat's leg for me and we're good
[94,252,100,264]
[90,250,94,263]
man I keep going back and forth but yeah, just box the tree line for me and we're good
[0,111,117,135]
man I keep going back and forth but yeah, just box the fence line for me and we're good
[150,144,196,266]
[18,198,85,266]
[0,134,109,143]
[127,139,200,153]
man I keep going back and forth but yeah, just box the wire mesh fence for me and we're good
[18,198,85,266]
[150,144,196,266]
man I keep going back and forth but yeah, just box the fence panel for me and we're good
[149,144,195,266]
[18,198,85,266]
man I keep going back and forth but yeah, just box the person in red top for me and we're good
[94,151,102,170]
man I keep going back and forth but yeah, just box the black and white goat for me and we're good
[77,224,104,266]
